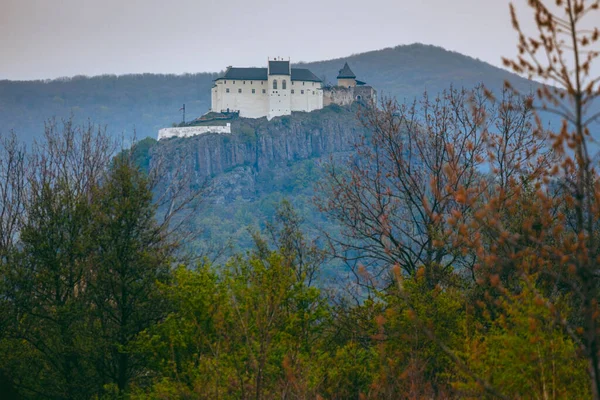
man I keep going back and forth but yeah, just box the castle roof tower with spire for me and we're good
[337,62,357,87]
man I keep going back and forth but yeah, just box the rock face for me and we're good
[153,105,367,203]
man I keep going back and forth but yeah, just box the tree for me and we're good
[0,132,26,256]
[317,85,546,288]
[0,132,27,395]
[132,202,330,399]
[264,199,326,287]
[456,283,589,398]
[87,154,174,395]
[1,118,114,399]
[444,0,600,397]
[0,119,191,398]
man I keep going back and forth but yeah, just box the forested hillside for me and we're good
[0,72,217,143]
[2,1,600,397]
[0,44,535,143]
[139,104,366,260]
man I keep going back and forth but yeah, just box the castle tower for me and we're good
[267,57,292,119]
[337,62,357,88]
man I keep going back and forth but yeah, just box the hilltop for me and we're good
[138,104,365,257]
[0,44,535,143]
[298,43,535,101]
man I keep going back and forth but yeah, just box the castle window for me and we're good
[252,89,255,94]
[313,91,315,95]
[301,90,304,94]
[262,89,266,94]
[273,79,278,90]
[303,82,305,86]
[312,82,314,86]
[233,81,235,84]
[282,80,287,90]
[238,88,242,93]
[243,81,246,84]
[224,80,226,84]
[291,89,294,94]
[226,88,230,93]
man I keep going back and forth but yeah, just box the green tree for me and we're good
[6,179,96,399]
[0,118,113,399]
[133,203,329,399]
[87,155,173,396]
[457,284,589,399]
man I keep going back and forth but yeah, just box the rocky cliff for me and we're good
[152,104,367,204]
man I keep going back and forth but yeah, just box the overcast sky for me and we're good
[0,0,585,81]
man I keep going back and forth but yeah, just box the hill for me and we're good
[299,43,536,101]
[140,104,365,261]
[0,44,536,143]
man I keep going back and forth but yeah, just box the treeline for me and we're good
[0,72,217,143]
[0,114,588,398]
[0,93,594,398]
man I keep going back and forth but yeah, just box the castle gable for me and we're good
[268,60,290,75]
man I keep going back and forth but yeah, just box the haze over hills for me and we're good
[298,43,536,101]
[0,43,538,143]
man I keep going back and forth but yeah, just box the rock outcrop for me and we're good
[153,105,367,203]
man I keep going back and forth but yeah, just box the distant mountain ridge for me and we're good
[0,43,539,143]
[299,43,536,100]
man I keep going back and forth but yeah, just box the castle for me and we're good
[210,58,376,120]
[158,59,376,140]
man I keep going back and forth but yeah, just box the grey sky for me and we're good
[0,0,575,81]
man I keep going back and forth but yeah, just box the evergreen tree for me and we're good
[87,156,173,396]
[6,180,97,399]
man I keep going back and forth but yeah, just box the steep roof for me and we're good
[269,60,290,75]
[216,67,321,82]
[337,62,356,79]
[220,67,268,80]
[291,68,321,82]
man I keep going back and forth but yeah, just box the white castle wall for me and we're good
[291,81,322,112]
[158,123,231,140]
[268,74,291,120]
[211,79,324,119]
[212,80,269,118]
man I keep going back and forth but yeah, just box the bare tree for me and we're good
[0,132,27,256]
[28,118,115,202]
[318,86,542,288]
[460,0,600,397]
[146,139,214,262]
[264,199,326,287]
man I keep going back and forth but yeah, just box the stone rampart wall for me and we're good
[158,123,231,140]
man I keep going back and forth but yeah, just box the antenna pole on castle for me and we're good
[179,103,186,125]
